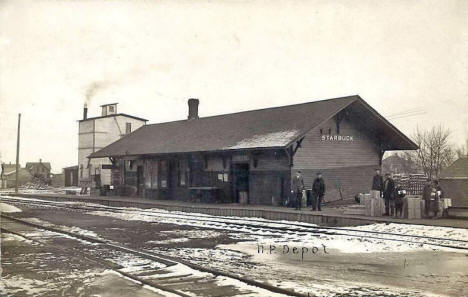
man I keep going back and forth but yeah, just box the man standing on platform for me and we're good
[291,171,305,210]
[422,178,433,218]
[312,172,326,211]
[383,173,395,216]
[371,169,384,198]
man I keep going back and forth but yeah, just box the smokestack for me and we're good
[187,98,199,120]
[83,103,88,120]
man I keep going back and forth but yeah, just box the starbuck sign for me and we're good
[321,135,354,142]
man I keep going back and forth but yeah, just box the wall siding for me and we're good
[439,179,468,207]
[78,115,145,186]
[293,117,380,201]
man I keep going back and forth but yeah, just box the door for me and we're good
[136,165,144,196]
[232,163,249,203]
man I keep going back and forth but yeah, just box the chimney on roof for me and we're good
[83,103,88,120]
[187,98,199,120]
[39,158,42,163]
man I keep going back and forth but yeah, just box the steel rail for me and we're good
[1,214,307,297]
[3,197,467,250]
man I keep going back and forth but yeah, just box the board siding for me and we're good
[292,117,381,201]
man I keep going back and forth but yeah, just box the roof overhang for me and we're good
[343,97,418,151]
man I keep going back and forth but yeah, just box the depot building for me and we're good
[88,95,418,205]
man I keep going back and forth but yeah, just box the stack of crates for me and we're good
[364,190,384,217]
[404,195,422,219]
[363,193,372,216]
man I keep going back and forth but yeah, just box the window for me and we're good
[109,105,114,112]
[147,160,158,189]
[145,160,158,189]
[178,160,187,186]
[126,122,132,134]
[159,160,168,188]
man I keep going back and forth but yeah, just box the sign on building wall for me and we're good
[321,135,354,142]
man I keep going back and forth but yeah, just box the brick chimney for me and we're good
[187,98,199,120]
[83,103,88,120]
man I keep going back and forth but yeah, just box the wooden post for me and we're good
[15,113,21,193]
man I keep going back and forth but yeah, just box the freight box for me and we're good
[365,195,372,216]
[403,196,422,219]
[370,198,384,217]
[370,190,381,199]
[360,193,370,205]
[302,191,308,208]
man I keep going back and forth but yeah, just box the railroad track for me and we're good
[2,196,468,251]
[1,214,303,297]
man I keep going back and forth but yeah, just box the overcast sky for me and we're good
[1,0,467,173]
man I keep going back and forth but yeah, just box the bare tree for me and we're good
[455,137,468,158]
[404,125,454,179]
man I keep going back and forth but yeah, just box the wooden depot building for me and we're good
[88,96,417,205]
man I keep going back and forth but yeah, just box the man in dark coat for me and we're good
[433,180,443,218]
[422,179,433,218]
[291,171,305,210]
[312,172,326,211]
[371,169,384,197]
[383,173,395,216]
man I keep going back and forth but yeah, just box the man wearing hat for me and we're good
[291,170,305,210]
[371,169,384,198]
[383,173,395,216]
[312,172,326,211]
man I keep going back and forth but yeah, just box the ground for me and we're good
[1,197,468,297]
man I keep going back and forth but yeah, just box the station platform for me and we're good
[5,192,468,228]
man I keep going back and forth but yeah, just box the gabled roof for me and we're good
[25,162,51,171]
[79,113,148,123]
[440,157,468,178]
[89,95,418,159]
[1,163,19,171]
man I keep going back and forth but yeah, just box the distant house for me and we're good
[25,159,51,180]
[0,163,33,188]
[382,154,421,175]
[439,157,468,207]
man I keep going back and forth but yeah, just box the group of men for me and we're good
[372,169,444,218]
[371,169,405,217]
[422,178,444,218]
[289,169,444,218]
[290,171,325,211]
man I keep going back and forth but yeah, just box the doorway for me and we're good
[232,163,249,203]
[136,165,144,196]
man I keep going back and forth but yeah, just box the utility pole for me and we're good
[15,113,21,193]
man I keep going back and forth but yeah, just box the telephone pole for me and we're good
[15,113,21,193]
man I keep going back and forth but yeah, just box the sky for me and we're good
[0,0,467,173]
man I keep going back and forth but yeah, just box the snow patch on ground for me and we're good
[148,238,190,244]
[59,225,100,238]
[1,232,34,244]
[0,202,22,213]
[349,223,468,242]
[88,208,467,253]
